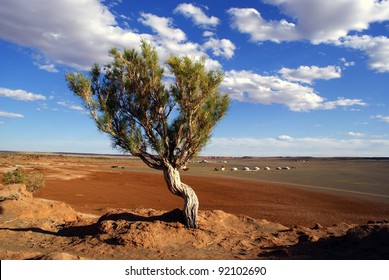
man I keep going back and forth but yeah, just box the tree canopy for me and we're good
[66,42,229,170]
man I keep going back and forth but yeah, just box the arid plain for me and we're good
[1,152,389,259]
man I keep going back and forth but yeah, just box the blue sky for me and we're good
[1,0,389,156]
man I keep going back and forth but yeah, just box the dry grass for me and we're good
[2,168,45,193]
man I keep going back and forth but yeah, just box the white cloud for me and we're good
[277,135,293,141]
[174,3,219,28]
[138,13,222,70]
[139,12,187,42]
[340,57,355,68]
[268,0,389,43]
[35,63,59,73]
[228,8,299,43]
[203,31,215,37]
[0,0,223,71]
[0,0,143,70]
[374,115,389,123]
[202,136,389,157]
[57,101,85,111]
[279,65,342,84]
[333,35,389,72]
[0,87,46,101]
[203,38,236,59]
[0,111,24,118]
[221,70,366,111]
[229,0,389,44]
[321,97,367,109]
[228,1,389,72]
[347,132,364,137]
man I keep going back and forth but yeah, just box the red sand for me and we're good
[36,169,389,227]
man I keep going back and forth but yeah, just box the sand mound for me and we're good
[1,185,389,259]
[33,252,85,260]
[0,184,33,201]
[53,208,291,259]
[0,184,80,230]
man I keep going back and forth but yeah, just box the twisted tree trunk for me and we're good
[163,164,199,228]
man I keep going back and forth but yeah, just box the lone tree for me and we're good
[65,42,229,228]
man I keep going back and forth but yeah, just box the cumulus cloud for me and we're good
[374,115,389,123]
[228,1,389,72]
[268,0,389,43]
[0,0,224,71]
[203,38,236,59]
[0,111,24,118]
[138,13,222,69]
[279,65,342,84]
[0,87,46,101]
[174,3,219,28]
[139,13,187,42]
[228,8,298,43]
[221,70,366,111]
[203,31,215,37]
[0,0,143,70]
[229,0,389,44]
[333,35,389,72]
[202,136,389,157]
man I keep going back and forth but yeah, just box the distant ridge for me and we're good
[0,150,132,158]
[1,150,388,160]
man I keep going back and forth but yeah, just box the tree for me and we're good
[65,42,229,228]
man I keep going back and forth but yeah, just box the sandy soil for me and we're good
[36,169,389,228]
[1,153,389,259]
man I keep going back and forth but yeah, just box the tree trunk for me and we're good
[163,164,199,228]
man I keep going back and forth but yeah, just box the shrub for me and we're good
[2,168,45,193]
[2,168,25,185]
[25,172,45,193]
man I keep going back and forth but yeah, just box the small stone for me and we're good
[312,223,323,230]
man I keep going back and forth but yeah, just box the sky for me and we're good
[1,0,389,157]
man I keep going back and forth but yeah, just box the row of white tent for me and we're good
[215,166,291,171]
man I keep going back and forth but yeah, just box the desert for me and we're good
[1,152,389,260]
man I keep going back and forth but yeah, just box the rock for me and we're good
[312,223,323,230]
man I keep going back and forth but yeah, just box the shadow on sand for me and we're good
[0,208,185,238]
[261,223,389,259]
[59,208,186,238]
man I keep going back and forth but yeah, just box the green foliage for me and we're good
[2,168,45,193]
[2,168,25,185]
[66,41,230,170]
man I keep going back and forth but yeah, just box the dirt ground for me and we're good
[1,153,389,259]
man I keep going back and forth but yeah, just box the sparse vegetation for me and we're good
[2,168,45,193]
[2,168,25,185]
[24,172,45,193]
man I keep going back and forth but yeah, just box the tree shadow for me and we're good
[0,208,185,239]
[260,224,389,259]
[97,208,185,224]
[59,208,185,237]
